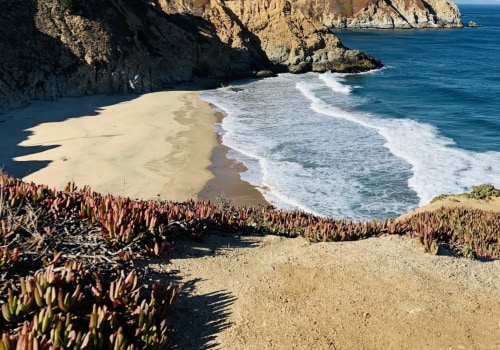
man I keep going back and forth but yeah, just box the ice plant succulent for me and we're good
[1,173,499,349]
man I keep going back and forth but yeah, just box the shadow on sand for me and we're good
[170,280,236,349]
[0,94,139,179]
[143,232,264,349]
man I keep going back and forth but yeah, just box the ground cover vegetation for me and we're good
[1,173,499,348]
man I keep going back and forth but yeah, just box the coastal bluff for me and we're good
[295,0,463,29]
[0,0,383,113]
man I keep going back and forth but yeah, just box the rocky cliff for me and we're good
[0,0,383,113]
[293,0,462,29]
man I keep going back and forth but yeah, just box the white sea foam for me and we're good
[318,72,352,94]
[201,72,500,220]
[202,76,412,219]
[297,73,500,206]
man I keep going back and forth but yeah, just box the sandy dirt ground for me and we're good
[150,198,500,350]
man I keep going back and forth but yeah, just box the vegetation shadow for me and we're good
[141,232,264,348]
[166,231,264,260]
[170,279,236,349]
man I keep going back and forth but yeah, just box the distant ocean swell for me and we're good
[298,73,500,205]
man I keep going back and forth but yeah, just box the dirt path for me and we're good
[150,232,500,349]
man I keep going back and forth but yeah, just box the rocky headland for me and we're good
[296,0,463,29]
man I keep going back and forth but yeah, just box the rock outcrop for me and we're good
[293,0,462,29]
[0,0,382,113]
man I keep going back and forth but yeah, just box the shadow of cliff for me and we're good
[0,0,146,179]
[0,0,113,111]
[77,0,275,86]
[0,94,139,179]
[1,1,66,110]
[421,0,438,17]
[218,5,280,72]
[2,0,279,113]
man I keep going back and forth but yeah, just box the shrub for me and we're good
[461,243,477,260]
[59,0,79,14]
[465,184,500,200]
[431,194,451,203]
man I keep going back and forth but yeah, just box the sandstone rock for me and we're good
[216,0,382,73]
[292,0,463,29]
[255,70,278,78]
[0,0,382,113]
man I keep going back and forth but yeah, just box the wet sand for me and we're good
[198,142,269,207]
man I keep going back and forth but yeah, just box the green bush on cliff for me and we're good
[59,0,79,14]
[465,184,500,200]
[431,194,451,203]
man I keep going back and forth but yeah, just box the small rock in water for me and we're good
[468,21,481,28]
[255,70,277,78]
[227,87,244,92]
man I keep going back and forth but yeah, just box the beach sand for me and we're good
[0,90,266,206]
[198,141,269,208]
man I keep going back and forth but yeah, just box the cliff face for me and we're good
[0,0,259,112]
[293,0,462,29]
[0,0,463,113]
[0,0,382,113]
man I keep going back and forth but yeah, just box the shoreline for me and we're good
[198,141,270,208]
[0,90,268,207]
[198,106,270,208]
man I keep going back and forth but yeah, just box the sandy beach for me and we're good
[0,90,266,205]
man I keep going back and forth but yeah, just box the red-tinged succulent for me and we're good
[0,247,19,269]
[1,173,499,348]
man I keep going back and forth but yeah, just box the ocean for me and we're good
[200,4,500,221]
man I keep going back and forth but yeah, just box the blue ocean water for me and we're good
[200,5,500,221]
